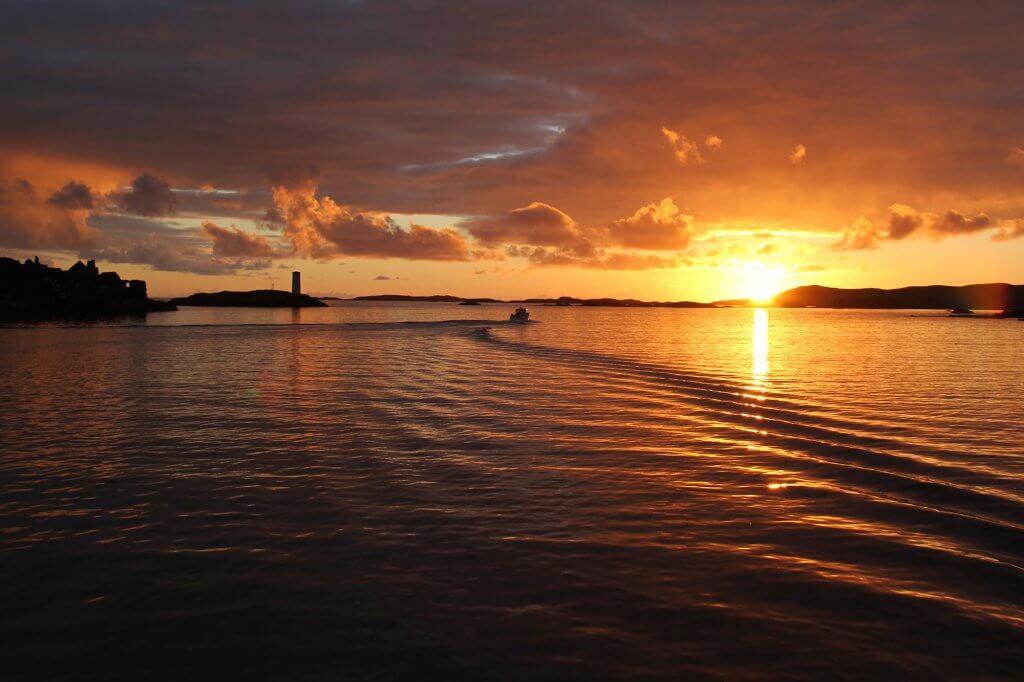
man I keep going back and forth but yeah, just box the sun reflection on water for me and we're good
[752,308,769,378]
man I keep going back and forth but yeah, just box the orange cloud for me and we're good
[0,179,98,250]
[203,221,279,258]
[460,202,583,248]
[832,216,881,251]
[661,127,705,165]
[608,197,694,250]
[272,183,476,261]
[789,144,807,164]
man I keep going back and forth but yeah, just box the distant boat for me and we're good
[948,307,974,317]
[509,306,530,323]
[458,300,481,306]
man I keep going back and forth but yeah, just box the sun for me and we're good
[739,262,783,303]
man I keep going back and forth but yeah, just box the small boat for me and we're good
[509,306,531,323]
[948,307,974,317]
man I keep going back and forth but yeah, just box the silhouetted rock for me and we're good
[171,290,327,307]
[0,256,176,320]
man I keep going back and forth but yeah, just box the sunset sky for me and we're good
[2,1,1023,300]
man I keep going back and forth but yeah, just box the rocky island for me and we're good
[0,256,176,320]
[171,290,327,308]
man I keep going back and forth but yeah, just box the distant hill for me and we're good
[0,256,176,319]
[172,290,327,308]
[576,298,715,308]
[770,283,1024,310]
[349,294,715,307]
[349,294,503,303]
[520,296,714,307]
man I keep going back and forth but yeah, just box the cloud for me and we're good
[1007,147,1024,165]
[833,204,1016,249]
[0,178,98,249]
[789,144,807,164]
[705,135,723,151]
[48,181,97,210]
[886,204,923,240]
[929,210,991,236]
[832,216,882,250]
[83,233,270,275]
[202,221,279,258]
[608,197,694,250]
[460,201,583,248]
[887,204,991,240]
[992,219,1024,242]
[117,173,177,216]
[3,0,1024,281]
[661,127,705,165]
[272,183,475,260]
[520,245,678,270]
[373,274,394,280]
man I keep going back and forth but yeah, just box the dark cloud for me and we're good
[2,0,1024,272]
[835,206,1014,250]
[886,205,923,240]
[889,205,993,240]
[174,188,273,221]
[48,181,96,210]
[929,210,991,236]
[202,221,279,258]
[7,1,1023,231]
[83,234,269,276]
[117,174,177,217]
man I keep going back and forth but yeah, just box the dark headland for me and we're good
[716,283,1024,312]
[171,290,327,308]
[0,256,176,320]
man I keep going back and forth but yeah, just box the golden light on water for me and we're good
[753,308,769,377]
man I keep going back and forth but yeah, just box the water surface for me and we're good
[2,303,1022,680]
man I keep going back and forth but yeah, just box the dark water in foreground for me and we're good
[2,303,1022,680]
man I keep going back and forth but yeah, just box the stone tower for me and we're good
[291,271,301,295]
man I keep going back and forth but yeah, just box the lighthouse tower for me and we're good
[291,271,301,295]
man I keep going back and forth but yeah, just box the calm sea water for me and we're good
[2,303,1022,680]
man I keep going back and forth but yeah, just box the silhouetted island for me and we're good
[350,294,503,303]
[349,294,715,307]
[769,284,1024,310]
[0,256,176,320]
[171,290,327,307]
